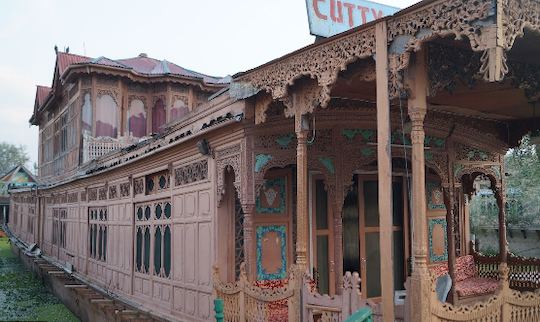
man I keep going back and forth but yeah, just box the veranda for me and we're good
[212,0,540,321]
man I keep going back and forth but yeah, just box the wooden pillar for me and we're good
[375,21,394,322]
[444,187,457,303]
[295,113,309,271]
[406,49,430,322]
[241,204,256,280]
[496,179,508,263]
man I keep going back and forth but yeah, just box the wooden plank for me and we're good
[375,21,394,322]
[64,284,87,288]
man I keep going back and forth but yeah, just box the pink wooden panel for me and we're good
[198,190,211,218]
[198,222,212,287]
[185,290,197,316]
[173,287,184,311]
[184,223,196,284]
[184,192,196,218]
[174,195,184,218]
[198,293,211,320]
[173,225,184,281]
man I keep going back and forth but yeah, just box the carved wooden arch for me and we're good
[216,144,242,206]
[455,165,502,195]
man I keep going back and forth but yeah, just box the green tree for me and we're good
[504,135,540,228]
[0,142,29,176]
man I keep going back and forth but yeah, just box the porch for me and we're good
[212,0,540,320]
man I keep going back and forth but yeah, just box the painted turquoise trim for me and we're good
[255,154,273,173]
[341,129,375,141]
[425,151,434,161]
[428,218,448,262]
[256,225,287,280]
[426,181,446,210]
[361,147,375,157]
[256,177,286,214]
[318,157,335,174]
[275,133,295,148]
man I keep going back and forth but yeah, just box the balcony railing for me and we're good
[82,134,139,163]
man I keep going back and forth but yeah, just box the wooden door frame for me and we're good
[310,173,336,295]
[357,174,409,300]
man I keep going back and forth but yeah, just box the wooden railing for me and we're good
[430,263,540,321]
[82,134,139,163]
[213,265,371,321]
[212,263,301,321]
[471,241,540,292]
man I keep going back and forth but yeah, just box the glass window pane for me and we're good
[392,181,404,227]
[98,227,103,259]
[394,230,405,290]
[152,99,166,133]
[316,235,330,294]
[154,227,162,275]
[155,204,162,219]
[315,179,328,230]
[170,99,188,122]
[128,99,147,138]
[103,227,107,261]
[89,225,94,257]
[164,226,171,277]
[95,95,119,138]
[92,225,97,258]
[365,232,381,298]
[144,227,150,273]
[81,93,92,134]
[136,227,142,272]
[342,177,360,273]
[164,203,171,219]
[364,181,379,227]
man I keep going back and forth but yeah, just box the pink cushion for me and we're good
[432,262,449,278]
[455,277,500,297]
[454,255,477,282]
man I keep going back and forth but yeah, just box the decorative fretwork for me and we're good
[98,187,107,201]
[67,192,78,204]
[240,26,376,102]
[89,207,108,262]
[88,187,98,201]
[134,199,172,278]
[454,143,498,163]
[80,191,86,202]
[133,178,144,195]
[234,194,244,280]
[146,170,170,195]
[216,145,241,204]
[503,0,540,50]
[174,159,208,186]
[108,185,117,199]
[428,43,482,96]
[120,182,130,198]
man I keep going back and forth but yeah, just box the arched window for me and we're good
[152,99,166,133]
[128,99,147,138]
[95,94,119,138]
[81,93,92,135]
[170,99,188,122]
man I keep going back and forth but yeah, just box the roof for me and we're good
[0,165,37,183]
[35,85,51,107]
[55,51,227,84]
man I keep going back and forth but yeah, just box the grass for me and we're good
[0,236,79,322]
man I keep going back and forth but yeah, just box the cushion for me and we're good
[431,262,449,278]
[455,255,477,282]
[435,274,452,303]
[455,277,500,297]
[253,280,288,321]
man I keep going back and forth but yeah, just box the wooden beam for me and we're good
[375,21,395,322]
[295,111,309,271]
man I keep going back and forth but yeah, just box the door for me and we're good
[311,175,335,295]
[359,177,406,299]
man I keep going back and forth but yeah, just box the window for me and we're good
[135,200,172,278]
[59,209,67,248]
[52,209,59,245]
[89,207,107,261]
[152,99,166,133]
[81,93,92,135]
[170,98,188,122]
[128,99,147,138]
[95,94,119,138]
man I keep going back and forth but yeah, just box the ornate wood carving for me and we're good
[108,185,117,199]
[128,95,147,106]
[174,160,208,187]
[255,93,273,125]
[241,27,376,100]
[88,187,98,201]
[216,145,241,204]
[133,177,144,195]
[98,187,107,200]
[503,0,540,50]
[120,182,130,198]
[96,88,119,106]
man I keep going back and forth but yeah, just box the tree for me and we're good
[504,135,540,228]
[0,142,30,176]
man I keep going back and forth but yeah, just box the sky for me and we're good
[0,0,418,170]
